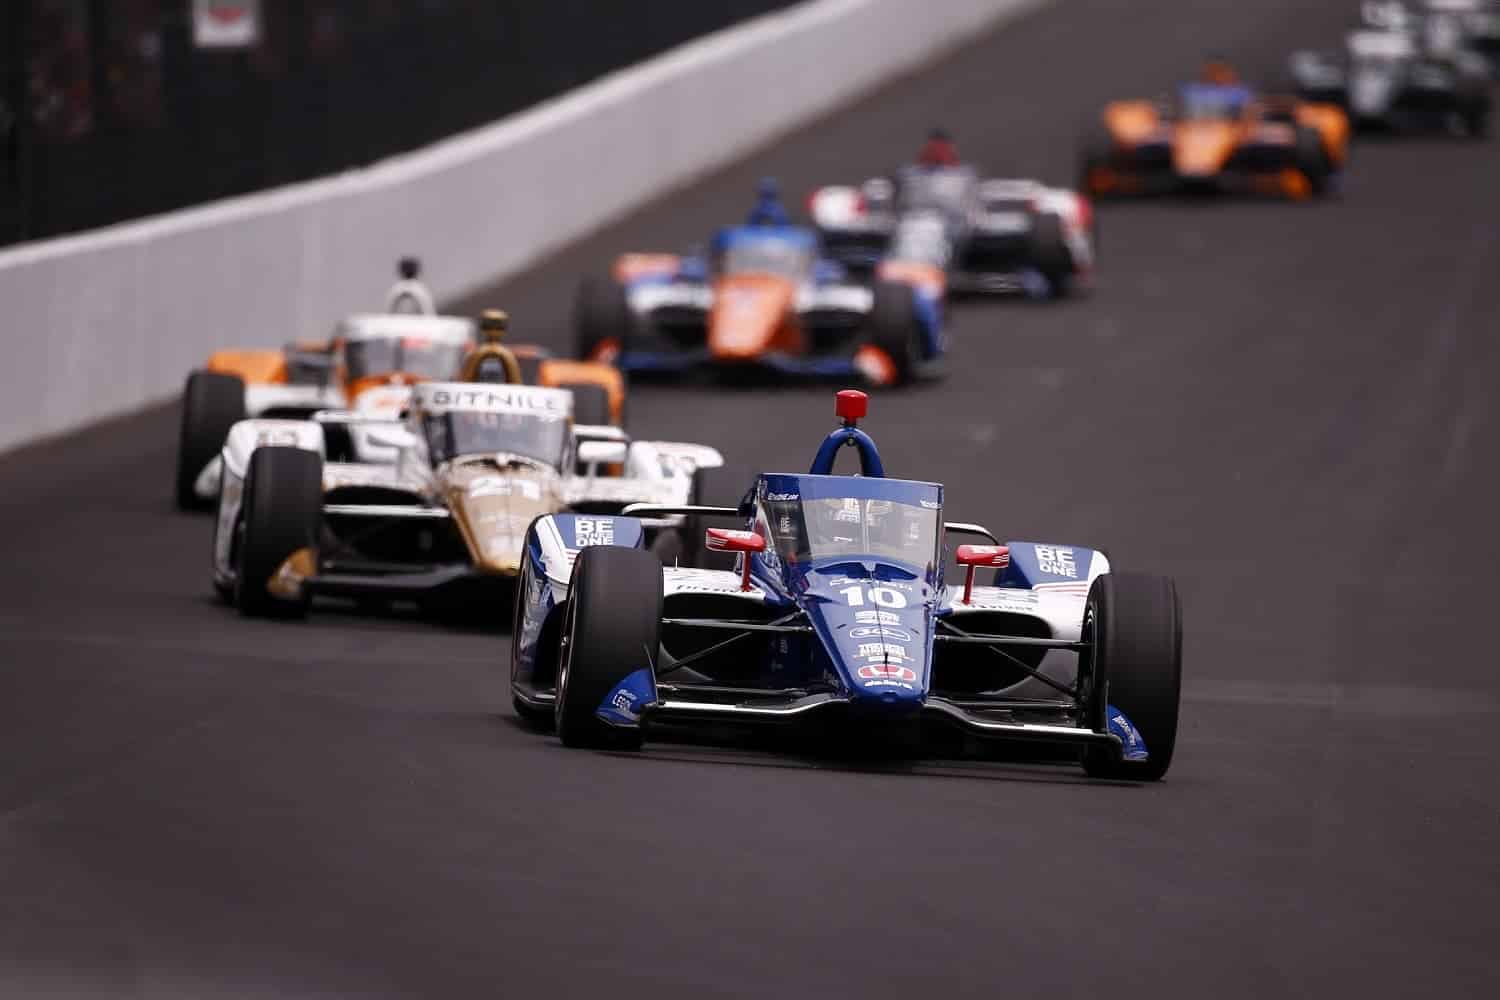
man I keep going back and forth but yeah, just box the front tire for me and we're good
[1294,125,1332,197]
[867,281,923,385]
[1028,212,1074,299]
[554,546,663,750]
[176,371,245,511]
[1078,124,1116,197]
[1080,572,1182,781]
[234,446,323,619]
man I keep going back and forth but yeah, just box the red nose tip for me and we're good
[836,389,868,425]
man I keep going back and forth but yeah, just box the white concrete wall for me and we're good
[0,0,1045,453]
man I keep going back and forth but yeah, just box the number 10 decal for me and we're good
[838,584,907,609]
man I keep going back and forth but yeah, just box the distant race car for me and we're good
[1291,1,1492,134]
[177,302,623,510]
[1080,71,1351,199]
[574,223,945,388]
[1425,0,1500,61]
[809,166,1095,297]
[510,389,1183,781]
[210,379,721,618]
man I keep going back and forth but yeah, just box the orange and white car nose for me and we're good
[708,274,799,362]
[1172,121,1236,178]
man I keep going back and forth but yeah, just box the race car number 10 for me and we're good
[838,585,907,609]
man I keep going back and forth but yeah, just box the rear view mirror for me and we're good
[364,427,417,451]
[705,529,765,592]
[577,440,629,467]
[956,544,1009,604]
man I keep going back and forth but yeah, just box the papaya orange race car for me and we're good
[176,310,623,510]
[1080,74,1350,200]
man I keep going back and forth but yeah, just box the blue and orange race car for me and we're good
[511,390,1184,780]
[574,190,945,387]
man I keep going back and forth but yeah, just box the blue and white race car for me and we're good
[511,390,1182,780]
[574,194,946,387]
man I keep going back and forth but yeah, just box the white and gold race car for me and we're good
[178,308,624,510]
[209,378,721,618]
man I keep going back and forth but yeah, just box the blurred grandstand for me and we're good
[0,0,798,247]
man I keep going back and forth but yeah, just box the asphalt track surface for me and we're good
[4,1,1499,996]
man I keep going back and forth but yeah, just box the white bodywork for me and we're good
[811,174,1096,286]
[210,381,722,592]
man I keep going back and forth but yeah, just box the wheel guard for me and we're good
[596,668,659,727]
[1106,704,1149,761]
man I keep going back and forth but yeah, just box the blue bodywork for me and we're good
[510,422,1141,761]
[614,224,945,379]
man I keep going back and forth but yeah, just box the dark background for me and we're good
[0,0,800,247]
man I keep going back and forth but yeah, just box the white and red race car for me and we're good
[809,164,1096,298]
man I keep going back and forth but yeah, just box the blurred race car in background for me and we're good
[1426,0,1500,60]
[1290,1,1492,134]
[809,135,1095,298]
[177,267,623,510]
[210,380,721,618]
[1080,65,1351,199]
[511,389,1184,781]
[575,219,945,389]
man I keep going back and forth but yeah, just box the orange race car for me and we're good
[1079,63,1350,200]
[176,301,623,510]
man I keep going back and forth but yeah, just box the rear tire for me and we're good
[680,463,753,569]
[176,371,245,511]
[234,447,323,619]
[512,694,555,729]
[574,275,631,362]
[867,281,923,385]
[554,546,663,750]
[1080,572,1182,781]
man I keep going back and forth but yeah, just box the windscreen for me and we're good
[346,336,467,381]
[764,495,940,569]
[720,236,814,280]
[888,212,952,267]
[423,411,568,467]
[896,166,975,216]
[1177,85,1249,120]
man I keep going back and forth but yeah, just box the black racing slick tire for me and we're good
[1078,124,1116,197]
[574,275,631,362]
[1462,101,1489,139]
[1294,125,1331,197]
[558,382,612,428]
[867,281,923,385]
[234,446,323,619]
[1028,212,1074,299]
[1080,572,1182,781]
[176,371,246,511]
[554,546,663,750]
[680,463,755,569]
